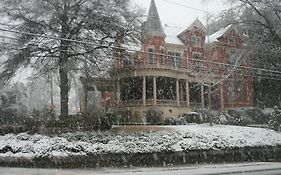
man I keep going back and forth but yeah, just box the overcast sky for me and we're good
[133,0,232,28]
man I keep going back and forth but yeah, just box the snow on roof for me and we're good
[206,24,233,44]
[164,24,184,45]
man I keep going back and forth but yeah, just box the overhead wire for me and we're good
[0,23,281,81]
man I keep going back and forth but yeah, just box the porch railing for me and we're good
[118,100,203,109]
[117,59,228,75]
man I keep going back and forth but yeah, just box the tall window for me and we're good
[168,52,175,67]
[227,48,237,66]
[228,36,236,45]
[227,80,235,103]
[237,79,247,102]
[147,48,154,64]
[191,36,202,47]
[175,52,182,68]
[193,53,201,71]
[168,52,181,68]
[160,49,165,65]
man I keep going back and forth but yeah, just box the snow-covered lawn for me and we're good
[0,124,281,159]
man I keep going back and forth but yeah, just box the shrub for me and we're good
[164,117,186,125]
[108,109,140,124]
[244,108,268,124]
[182,112,202,124]
[145,108,163,125]
[268,106,281,131]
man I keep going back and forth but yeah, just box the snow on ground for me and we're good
[0,124,281,159]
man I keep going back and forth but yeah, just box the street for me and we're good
[1,162,281,175]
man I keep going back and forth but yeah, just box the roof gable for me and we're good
[177,18,206,42]
[206,24,238,44]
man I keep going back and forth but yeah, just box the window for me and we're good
[168,52,175,67]
[168,52,181,68]
[228,36,236,45]
[193,53,201,71]
[226,48,237,66]
[147,48,154,64]
[175,53,182,68]
[237,79,247,102]
[191,36,202,47]
[160,49,165,65]
[227,80,235,103]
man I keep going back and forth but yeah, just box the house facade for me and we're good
[80,0,253,120]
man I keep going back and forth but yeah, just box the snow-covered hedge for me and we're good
[0,125,281,159]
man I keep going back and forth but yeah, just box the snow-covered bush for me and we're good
[163,117,186,125]
[268,106,281,131]
[244,108,269,124]
[145,108,163,125]
[214,110,248,126]
[45,113,113,131]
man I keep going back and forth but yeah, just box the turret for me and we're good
[142,0,166,65]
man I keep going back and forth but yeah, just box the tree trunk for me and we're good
[59,37,69,118]
[59,11,70,118]
[59,62,69,118]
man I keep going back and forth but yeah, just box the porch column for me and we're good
[142,76,146,106]
[116,78,121,105]
[201,85,205,108]
[153,76,157,105]
[220,85,224,110]
[176,79,180,106]
[186,80,190,107]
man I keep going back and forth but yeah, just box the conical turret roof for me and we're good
[143,0,165,38]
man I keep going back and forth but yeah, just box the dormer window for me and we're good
[191,36,202,48]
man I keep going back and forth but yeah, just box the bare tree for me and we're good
[226,0,281,106]
[0,0,143,117]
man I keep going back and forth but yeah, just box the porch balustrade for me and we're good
[119,58,228,75]
[118,99,202,109]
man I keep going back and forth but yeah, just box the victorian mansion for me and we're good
[80,0,253,119]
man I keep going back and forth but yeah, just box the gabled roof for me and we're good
[143,0,165,38]
[206,24,237,44]
[185,18,207,33]
[177,18,206,43]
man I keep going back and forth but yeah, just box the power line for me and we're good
[160,0,218,15]
[0,26,281,78]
